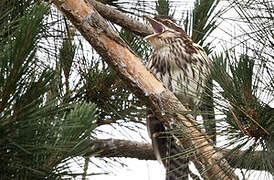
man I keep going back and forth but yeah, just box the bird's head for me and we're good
[144,15,183,49]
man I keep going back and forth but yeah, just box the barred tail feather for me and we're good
[146,110,167,164]
[165,137,189,180]
[146,111,189,180]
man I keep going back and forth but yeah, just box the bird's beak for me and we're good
[144,15,165,40]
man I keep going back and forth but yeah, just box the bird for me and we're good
[144,15,211,180]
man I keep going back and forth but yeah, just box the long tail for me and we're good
[164,137,189,180]
[146,110,189,180]
[200,78,216,144]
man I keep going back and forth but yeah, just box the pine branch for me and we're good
[86,0,153,37]
[85,138,273,171]
[52,1,239,179]
[86,139,154,160]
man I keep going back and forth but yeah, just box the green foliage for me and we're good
[156,0,170,16]
[209,1,274,176]
[0,0,34,42]
[120,28,150,61]
[211,52,274,174]
[59,20,77,92]
[76,57,146,125]
[0,3,50,121]
[192,0,218,43]
[1,0,273,179]
[60,29,76,78]
[0,3,98,179]
[45,102,97,175]
[212,54,254,109]
[184,0,226,54]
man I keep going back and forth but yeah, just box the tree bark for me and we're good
[86,0,153,37]
[86,139,155,160]
[52,0,239,179]
[86,138,272,171]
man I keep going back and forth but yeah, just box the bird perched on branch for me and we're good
[144,15,211,180]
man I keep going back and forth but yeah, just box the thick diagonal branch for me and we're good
[53,1,239,179]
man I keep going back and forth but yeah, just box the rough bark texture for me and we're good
[86,139,155,160]
[86,0,153,37]
[53,0,239,179]
[86,139,272,171]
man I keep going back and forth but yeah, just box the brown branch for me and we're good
[85,138,272,171]
[86,0,153,37]
[86,139,154,160]
[53,1,239,179]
